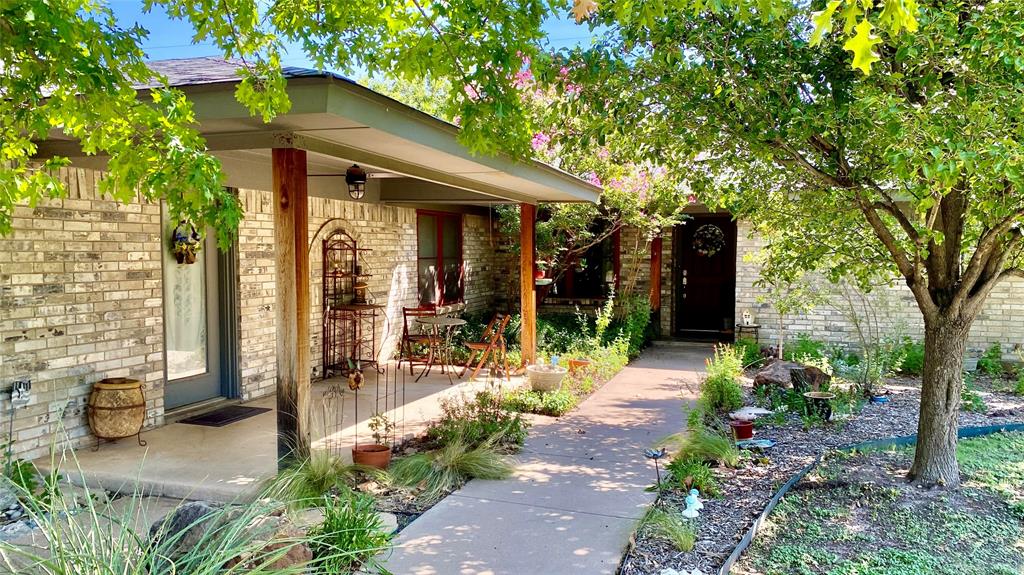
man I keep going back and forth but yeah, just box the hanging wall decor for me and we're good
[171,221,202,264]
[692,224,726,257]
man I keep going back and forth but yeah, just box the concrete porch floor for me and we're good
[43,363,523,502]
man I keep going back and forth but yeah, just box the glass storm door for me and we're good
[162,212,223,409]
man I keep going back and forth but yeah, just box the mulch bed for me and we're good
[618,373,1024,575]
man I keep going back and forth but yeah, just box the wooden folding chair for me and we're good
[398,305,437,376]
[460,313,511,381]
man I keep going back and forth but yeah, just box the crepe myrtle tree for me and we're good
[552,0,1024,486]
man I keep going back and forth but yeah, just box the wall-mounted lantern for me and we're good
[345,164,367,200]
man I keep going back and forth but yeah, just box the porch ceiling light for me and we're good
[346,164,367,200]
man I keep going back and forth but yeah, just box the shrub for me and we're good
[426,391,529,449]
[639,507,696,552]
[262,451,384,509]
[390,437,514,502]
[783,334,826,362]
[502,387,578,417]
[978,343,1004,376]
[734,336,762,368]
[672,428,740,468]
[5,484,314,574]
[1015,372,1024,396]
[701,345,744,413]
[309,491,391,574]
[608,294,652,358]
[665,456,720,496]
[961,375,988,413]
[897,339,925,375]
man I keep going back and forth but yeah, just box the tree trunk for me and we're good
[909,312,973,486]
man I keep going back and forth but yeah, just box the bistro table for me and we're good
[415,315,467,384]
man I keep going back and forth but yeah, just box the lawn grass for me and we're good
[735,432,1024,575]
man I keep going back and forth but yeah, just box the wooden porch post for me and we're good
[272,148,311,466]
[520,203,537,365]
[650,235,663,312]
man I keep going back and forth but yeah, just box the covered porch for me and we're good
[28,57,599,485]
[54,365,523,502]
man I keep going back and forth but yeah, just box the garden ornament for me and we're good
[688,489,703,511]
[644,447,669,485]
[682,491,700,519]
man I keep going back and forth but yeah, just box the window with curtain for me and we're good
[417,211,463,305]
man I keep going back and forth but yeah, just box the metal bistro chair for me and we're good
[398,305,438,376]
[460,312,511,381]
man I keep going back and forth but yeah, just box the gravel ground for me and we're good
[618,373,1024,575]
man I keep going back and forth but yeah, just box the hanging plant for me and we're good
[692,224,726,257]
[171,221,202,265]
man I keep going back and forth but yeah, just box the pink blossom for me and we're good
[531,131,551,151]
[585,171,602,187]
[688,194,698,204]
[559,66,570,78]
[565,82,582,96]
[596,147,610,160]
[463,84,480,101]
[512,68,534,89]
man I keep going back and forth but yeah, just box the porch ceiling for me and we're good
[34,57,601,206]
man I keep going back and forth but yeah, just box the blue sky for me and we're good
[108,1,599,74]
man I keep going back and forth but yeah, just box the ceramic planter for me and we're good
[729,419,755,441]
[352,444,391,469]
[526,364,568,392]
[803,391,835,420]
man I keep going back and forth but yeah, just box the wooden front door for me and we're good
[673,214,737,340]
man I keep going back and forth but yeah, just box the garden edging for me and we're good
[716,422,1024,575]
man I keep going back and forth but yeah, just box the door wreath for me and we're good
[692,224,725,257]
[171,221,202,264]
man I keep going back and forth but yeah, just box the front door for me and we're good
[162,213,223,409]
[673,214,737,340]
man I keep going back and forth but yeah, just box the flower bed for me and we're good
[619,372,1024,575]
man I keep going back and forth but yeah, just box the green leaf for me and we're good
[843,19,882,74]
[810,0,843,46]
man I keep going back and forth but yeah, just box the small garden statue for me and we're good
[688,488,703,511]
[681,490,701,519]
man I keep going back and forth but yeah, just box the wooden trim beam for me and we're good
[650,236,663,311]
[272,148,311,465]
[520,203,537,365]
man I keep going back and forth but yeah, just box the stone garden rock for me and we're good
[148,500,221,556]
[0,484,19,512]
[752,360,831,391]
[752,360,802,389]
[150,501,313,570]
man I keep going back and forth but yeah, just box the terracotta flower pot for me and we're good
[568,359,591,374]
[352,444,391,469]
[730,419,755,441]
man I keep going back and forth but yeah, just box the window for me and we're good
[417,211,463,305]
[550,229,620,300]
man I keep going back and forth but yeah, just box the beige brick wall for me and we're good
[733,220,1024,357]
[1,168,165,461]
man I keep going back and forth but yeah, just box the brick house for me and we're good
[600,211,1024,357]
[0,58,599,462]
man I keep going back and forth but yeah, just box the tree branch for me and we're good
[956,207,1024,305]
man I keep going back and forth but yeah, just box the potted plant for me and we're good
[526,358,568,392]
[171,221,202,265]
[802,391,836,420]
[352,413,393,469]
[729,418,755,440]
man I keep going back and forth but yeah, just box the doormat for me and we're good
[179,406,271,427]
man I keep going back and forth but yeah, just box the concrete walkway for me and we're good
[381,343,710,575]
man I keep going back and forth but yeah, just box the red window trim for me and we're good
[416,210,464,305]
